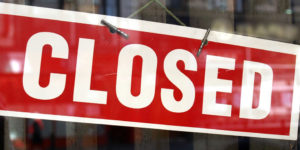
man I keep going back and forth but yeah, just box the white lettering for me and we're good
[116,44,157,109]
[23,32,68,100]
[202,55,235,117]
[74,38,107,104]
[161,50,197,113]
[240,61,273,119]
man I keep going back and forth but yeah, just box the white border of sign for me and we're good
[0,2,299,140]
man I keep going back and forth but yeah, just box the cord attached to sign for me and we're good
[197,27,211,57]
[101,18,211,55]
[101,19,129,39]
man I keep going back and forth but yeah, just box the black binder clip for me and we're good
[101,19,129,39]
[197,27,211,57]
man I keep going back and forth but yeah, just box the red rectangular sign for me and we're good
[0,3,299,140]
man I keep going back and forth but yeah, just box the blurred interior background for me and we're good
[0,0,300,150]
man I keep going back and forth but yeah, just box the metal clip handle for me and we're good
[197,27,211,57]
[101,19,129,39]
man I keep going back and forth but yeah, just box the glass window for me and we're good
[0,0,299,149]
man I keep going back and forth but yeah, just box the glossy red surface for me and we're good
[0,14,296,136]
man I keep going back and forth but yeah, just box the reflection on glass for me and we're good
[0,0,299,150]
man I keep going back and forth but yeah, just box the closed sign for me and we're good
[0,3,299,140]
